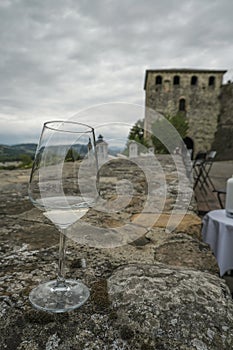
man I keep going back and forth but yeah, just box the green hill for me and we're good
[0,143,37,162]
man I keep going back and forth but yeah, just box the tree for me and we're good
[128,119,149,147]
[128,119,144,142]
[19,154,33,168]
[65,148,81,162]
[151,113,189,154]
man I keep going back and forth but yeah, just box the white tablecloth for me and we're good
[202,209,233,276]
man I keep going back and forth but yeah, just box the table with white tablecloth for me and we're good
[202,209,233,276]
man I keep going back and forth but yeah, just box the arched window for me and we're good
[155,75,162,85]
[173,75,180,85]
[179,98,186,111]
[191,76,198,86]
[208,76,215,86]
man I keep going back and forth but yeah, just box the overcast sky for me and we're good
[0,0,233,144]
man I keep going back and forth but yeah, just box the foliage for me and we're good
[128,119,144,142]
[0,143,37,162]
[0,164,17,170]
[151,113,189,154]
[65,148,81,162]
[125,119,149,155]
[19,154,33,168]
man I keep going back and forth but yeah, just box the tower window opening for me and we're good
[191,76,198,86]
[209,76,215,86]
[173,75,180,85]
[179,98,186,111]
[155,75,162,85]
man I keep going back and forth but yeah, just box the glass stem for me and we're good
[57,229,67,286]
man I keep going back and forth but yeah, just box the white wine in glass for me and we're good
[28,121,98,313]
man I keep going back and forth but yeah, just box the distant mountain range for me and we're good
[0,143,124,163]
[0,143,37,162]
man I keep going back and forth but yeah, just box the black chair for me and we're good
[193,151,216,191]
[193,152,207,189]
[212,188,226,209]
[199,151,217,190]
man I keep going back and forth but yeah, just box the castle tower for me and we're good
[144,68,226,155]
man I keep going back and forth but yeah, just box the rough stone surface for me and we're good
[153,233,219,274]
[108,264,233,350]
[148,213,202,240]
[0,158,232,350]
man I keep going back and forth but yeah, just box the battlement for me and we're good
[144,68,227,90]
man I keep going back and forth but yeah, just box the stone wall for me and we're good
[1,160,233,349]
[212,82,233,160]
[144,69,225,155]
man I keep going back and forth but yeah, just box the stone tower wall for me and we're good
[212,82,233,160]
[144,69,225,155]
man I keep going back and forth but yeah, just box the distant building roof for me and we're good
[144,68,227,90]
[96,134,108,145]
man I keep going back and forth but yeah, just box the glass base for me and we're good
[29,279,90,313]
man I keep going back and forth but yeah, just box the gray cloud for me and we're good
[0,0,233,144]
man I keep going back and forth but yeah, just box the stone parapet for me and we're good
[0,157,232,349]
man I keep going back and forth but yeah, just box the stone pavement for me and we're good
[210,160,233,189]
[194,160,233,213]
[1,156,233,350]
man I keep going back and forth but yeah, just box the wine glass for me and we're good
[28,121,98,313]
